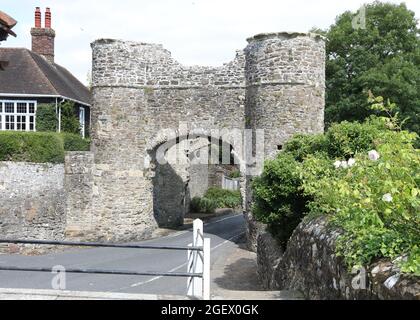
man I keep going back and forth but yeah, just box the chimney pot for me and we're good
[31,7,55,63]
[45,7,51,28]
[35,7,41,28]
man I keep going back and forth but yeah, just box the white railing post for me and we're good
[187,219,203,298]
[187,219,211,300]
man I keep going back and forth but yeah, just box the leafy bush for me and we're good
[300,125,419,274]
[283,133,327,161]
[190,197,217,214]
[190,187,242,214]
[61,133,90,151]
[252,98,420,274]
[253,120,385,248]
[204,187,242,209]
[325,120,384,159]
[252,153,310,248]
[0,131,64,163]
[36,104,57,132]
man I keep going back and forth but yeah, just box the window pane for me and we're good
[17,115,26,130]
[29,103,35,114]
[5,102,14,113]
[29,115,35,131]
[6,115,14,130]
[0,115,2,130]
[17,103,27,113]
[0,102,2,113]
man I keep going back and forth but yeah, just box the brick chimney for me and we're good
[30,7,55,63]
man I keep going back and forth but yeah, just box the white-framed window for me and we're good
[0,100,37,131]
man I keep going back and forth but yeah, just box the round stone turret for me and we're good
[244,32,325,158]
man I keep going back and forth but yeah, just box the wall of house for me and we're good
[0,161,65,253]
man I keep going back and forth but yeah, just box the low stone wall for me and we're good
[245,212,266,252]
[64,152,95,240]
[256,216,420,300]
[0,161,66,253]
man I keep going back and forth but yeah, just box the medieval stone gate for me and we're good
[64,32,325,242]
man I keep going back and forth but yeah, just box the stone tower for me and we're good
[243,32,325,249]
[245,32,325,158]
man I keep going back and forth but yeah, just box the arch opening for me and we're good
[147,133,244,228]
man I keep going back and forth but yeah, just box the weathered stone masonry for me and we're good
[0,162,65,252]
[62,32,325,242]
[256,217,420,300]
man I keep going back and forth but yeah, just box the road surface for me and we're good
[0,213,245,296]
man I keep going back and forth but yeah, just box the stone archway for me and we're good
[145,129,246,228]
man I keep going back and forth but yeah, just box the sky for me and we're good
[1,0,419,85]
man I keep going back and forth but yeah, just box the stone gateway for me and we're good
[64,31,325,242]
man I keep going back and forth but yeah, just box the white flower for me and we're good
[347,158,356,167]
[333,160,341,169]
[340,160,348,169]
[368,150,380,161]
[382,193,393,202]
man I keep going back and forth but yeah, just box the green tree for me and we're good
[324,2,419,137]
[60,101,80,135]
[36,104,57,132]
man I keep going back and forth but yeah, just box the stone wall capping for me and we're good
[247,31,326,43]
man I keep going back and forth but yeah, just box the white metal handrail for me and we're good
[0,218,211,300]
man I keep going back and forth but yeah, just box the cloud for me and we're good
[2,0,419,84]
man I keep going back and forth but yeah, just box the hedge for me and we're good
[0,131,65,163]
[61,133,90,151]
[190,197,218,214]
[0,131,90,163]
[204,187,242,208]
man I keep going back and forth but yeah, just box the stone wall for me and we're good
[0,161,65,253]
[64,152,96,240]
[256,217,420,300]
